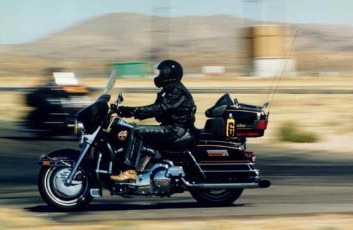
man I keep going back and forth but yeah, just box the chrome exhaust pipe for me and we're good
[181,178,271,189]
[258,179,271,188]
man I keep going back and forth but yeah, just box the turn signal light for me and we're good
[42,161,51,166]
[245,151,256,162]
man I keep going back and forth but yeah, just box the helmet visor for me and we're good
[154,69,160,76]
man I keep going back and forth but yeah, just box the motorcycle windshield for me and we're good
[102,70,117,95]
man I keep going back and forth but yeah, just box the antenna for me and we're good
[267,30,298,112]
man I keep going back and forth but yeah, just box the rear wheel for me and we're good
[38,166,93,210]
[189,188,243,206]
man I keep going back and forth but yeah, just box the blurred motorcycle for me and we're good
[24,72,92,136]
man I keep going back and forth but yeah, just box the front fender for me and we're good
[38,148,80,166]
[38,148,102,190]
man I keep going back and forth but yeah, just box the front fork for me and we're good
[64,127,100,186]
[64,143,90,186]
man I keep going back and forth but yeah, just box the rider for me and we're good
[111,60,196,182]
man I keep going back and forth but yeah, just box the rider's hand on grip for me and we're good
[110,103,118,112]
[118,106,135,118]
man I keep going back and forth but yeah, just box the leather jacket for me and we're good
[134,82,195,129]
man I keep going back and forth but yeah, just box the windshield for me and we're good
[102,70,117,95]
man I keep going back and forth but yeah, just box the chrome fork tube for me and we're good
[64,142,90,186]
[64,126,101,186]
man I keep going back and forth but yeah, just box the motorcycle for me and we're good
[24,72,92,136]
[37,70,271,210]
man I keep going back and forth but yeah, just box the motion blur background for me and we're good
[1,0,353,77]
[1,1,353,229]
[1,0,353,150]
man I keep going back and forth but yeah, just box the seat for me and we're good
[170,130,195,150]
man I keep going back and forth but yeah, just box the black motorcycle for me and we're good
[37,71,271,210]
[24,72,92,136]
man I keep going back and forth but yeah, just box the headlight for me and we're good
[74,119,84,135]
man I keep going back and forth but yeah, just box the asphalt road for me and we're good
[1,121,353,223]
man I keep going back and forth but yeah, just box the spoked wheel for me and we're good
[38,166,93,210]
[189,188,243,206]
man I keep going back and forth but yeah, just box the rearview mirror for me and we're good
[262,102,269,109]
[116,92,124,104]
[233,98,239,106]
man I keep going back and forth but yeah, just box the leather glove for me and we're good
[117,106,136,118]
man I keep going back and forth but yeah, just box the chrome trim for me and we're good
[64,142,90,186]
[95,153,108,174]
[181,178,271,189]
[64,126,101,186]
[199,162,255,166]
[90,188,102,198]
[166,166,185,177]
[74,120,84,135]
[202,169,259,173]
[186,151,205,178]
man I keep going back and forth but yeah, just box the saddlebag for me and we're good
[204,94,268,139]
[194,140,258,178]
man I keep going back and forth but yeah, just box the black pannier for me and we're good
[204,94,268,139]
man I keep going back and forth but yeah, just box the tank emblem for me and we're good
[117,130,128,141]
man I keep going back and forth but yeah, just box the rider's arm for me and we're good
[134,88,187,120]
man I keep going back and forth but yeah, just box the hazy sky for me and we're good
[0,0,352,44]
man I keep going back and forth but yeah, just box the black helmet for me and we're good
[154,60,183,88]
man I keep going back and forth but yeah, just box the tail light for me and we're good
[254,120,268,130]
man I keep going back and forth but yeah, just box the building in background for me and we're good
[249,25,296,77]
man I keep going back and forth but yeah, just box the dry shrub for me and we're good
[278,121,319,143]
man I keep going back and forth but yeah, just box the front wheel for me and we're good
[38,166,93,210]
[189,188,243,206]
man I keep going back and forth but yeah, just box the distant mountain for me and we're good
[0,13,240,61]
[290,24,353,52]
[1,13,353,74]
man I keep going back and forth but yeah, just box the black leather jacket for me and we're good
[134,82,195,128]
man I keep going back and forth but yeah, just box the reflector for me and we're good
[256,120,268,130]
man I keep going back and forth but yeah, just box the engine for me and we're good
[151,169,171,194]
[133,162,185,196]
